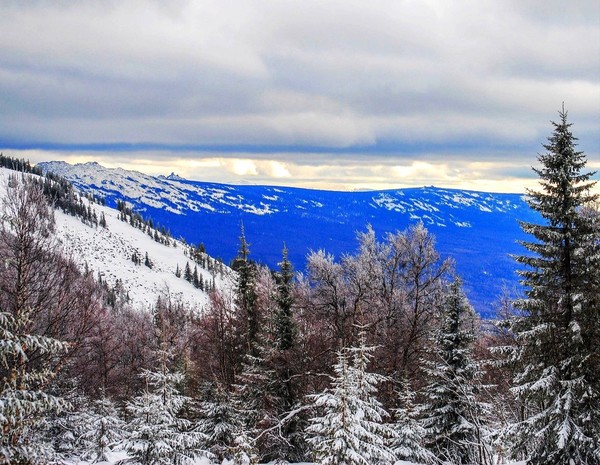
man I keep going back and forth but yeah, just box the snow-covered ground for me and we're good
[0,168,233,312]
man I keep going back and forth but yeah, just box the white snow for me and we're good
[39,161,281,216]
[0,168,233,312]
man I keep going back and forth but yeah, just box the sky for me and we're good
[0,0,598,193]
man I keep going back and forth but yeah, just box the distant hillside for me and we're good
[0,166,232,311]
[38,161,541,316]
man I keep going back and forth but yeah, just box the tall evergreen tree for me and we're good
[421,278,490,465]
[262,244,307,461]
[233,223,259,354]
[275,244,296,351]
[505,107,600,464]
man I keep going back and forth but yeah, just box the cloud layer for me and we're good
[0,0,598,190]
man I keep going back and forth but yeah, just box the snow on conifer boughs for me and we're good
[78,395,125,463]
[0,177,70,464]
[0,310,69,463]
[119,352,208,465]
[421,278,491,465]
[505,107,600,464]
[307,333,396,465]
[392,380,434,465]
[197,382,242,462]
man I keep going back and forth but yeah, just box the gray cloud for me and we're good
[0,0,598,188]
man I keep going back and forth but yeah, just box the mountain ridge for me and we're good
[0,166,232,311]
[37,160,540,316]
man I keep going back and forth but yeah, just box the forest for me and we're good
[0,111,599,465]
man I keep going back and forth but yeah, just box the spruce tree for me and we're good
[193,265,200,288]
[307,335,397,465]
[505,107,600,464]
[78,395,125,463]
[184,262,192,282]
[233,223,259,354]
[392,380,434,464]
[0,310,70,463]
[421,278,490,465]
[197,383,242,462]
[120,351,207,465]
[275,244,296,351]
[264,244,306,461]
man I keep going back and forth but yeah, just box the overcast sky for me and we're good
[0,0,598,192]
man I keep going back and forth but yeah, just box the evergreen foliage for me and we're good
[233,223,259,354]
[307,334,397,465]
[197,383,242,462]
[421,278,490,464]
[275,244,296,351]
[504,107,600,464]
[391,380,434,464]
[78,395,126,463]
[119,351,208,465]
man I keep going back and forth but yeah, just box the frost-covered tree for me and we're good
[504,107,600,464]
[0,177,70,464]
[307,335,396,465]
[392,380,434,464]
[421,278,491,465]
[78,395,125,463]
[197,382,242,462]
[120,352,207,465]
[305,223,451,405]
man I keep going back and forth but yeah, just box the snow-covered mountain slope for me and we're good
[0,167,232,311]
[38,161,542,316]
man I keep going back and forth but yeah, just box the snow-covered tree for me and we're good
[230,430,259,465]
[29,385,95,461]
[119,352,208,465]
[0,177,70,464]
[392,380,434,464]
[504,107,600,464]
[78,395,125,463]
[307,335,396,465]
[421,278,491,465]
[197,382,243,462]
